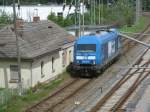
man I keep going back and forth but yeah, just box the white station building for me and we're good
[0,4,86,22]
[0,19,75,89]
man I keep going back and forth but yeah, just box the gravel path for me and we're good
[134,85,150,112]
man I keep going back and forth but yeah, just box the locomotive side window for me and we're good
[77,44,96,52]
[108,40,116,57]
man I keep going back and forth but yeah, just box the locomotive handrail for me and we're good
[119,33,150,48]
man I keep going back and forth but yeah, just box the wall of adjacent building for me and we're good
[0,5,86,22]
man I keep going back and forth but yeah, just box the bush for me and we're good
[0,10,13,25]
[47,0,134,27]
[47,12,74,27]
[78,0,135,27]
[92,0,134,26]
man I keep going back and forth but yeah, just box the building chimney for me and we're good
[33,8,40,22]
[16,19,24,29]
[33,16,40,22]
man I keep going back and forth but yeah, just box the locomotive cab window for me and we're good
[77,44,96,52]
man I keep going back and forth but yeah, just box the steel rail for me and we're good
[119,33,150,48]
[111,70,150,112]
[48,79,92,112]
[25,78,79,112]
[26,78,93,112]
[89,48,150,112]
[25,22,150,112]
[112,65,148,111]
[121,23,150,52]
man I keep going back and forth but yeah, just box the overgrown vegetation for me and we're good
[0,0,145,28]
[120,17,149,33]
[47,12,74,27]
[0,88,4,91]
[101,0,134,26]
[0,2,149,112]
[47,0,135,27]
[0,10,12,27]
[1,72,70,112]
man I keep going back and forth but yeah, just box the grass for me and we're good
[0,88,4,91]
[1,72,70,112]
[119,16,149,33]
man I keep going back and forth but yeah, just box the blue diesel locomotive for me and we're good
[69,29,121,76]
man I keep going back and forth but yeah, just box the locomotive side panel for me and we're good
[101,37,119,63]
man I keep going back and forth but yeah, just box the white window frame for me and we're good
[10,65,19,83]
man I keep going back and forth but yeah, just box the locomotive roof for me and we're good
[76,29,118,44]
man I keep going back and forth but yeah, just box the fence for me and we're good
[0,89,18,107]
[0,88,27,109]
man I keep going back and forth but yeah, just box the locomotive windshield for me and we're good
[77,44,96,52]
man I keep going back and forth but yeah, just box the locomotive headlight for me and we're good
[76,56,84,60]
[88,56,96,60]
[93,60,96,65]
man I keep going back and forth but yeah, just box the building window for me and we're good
[41,61,44,78]
[57,12,63,17]
[69,50,72,63]
[62,50,67,67]
[10,65,19,82]
[52,57,55,73]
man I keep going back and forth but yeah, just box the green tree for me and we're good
[47,12,74,27]
[0,10,12,25]
[57,16,64,26]
[110,0,134,26]
[85,0,134,26]
[47,12,57,23]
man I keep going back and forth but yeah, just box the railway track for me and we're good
[90,48,150,112]
[121,20,150,52]
[25,78,93,112]
[25,19,150,112]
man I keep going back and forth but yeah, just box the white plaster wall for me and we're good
[0,61,31,88]
[0,45,74,88]
[31,52,61,86]
[0,5,86,22]
[0,63,5,88]
[31,45,74,87]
